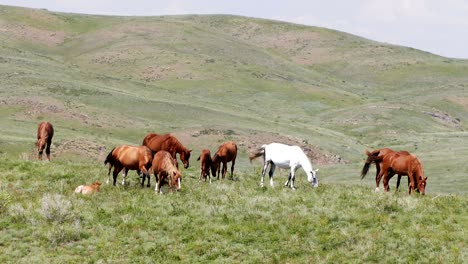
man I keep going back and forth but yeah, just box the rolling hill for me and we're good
[0,5,467,193]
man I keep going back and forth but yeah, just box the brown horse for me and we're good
[211,141,237,180]
[74,181,102,195]
[142,133,192,169]
[361,148,396,191]
[104,145,153,186]
[377,151,427,195]
[152,150,182,193]
[37,121,54,161]
[197,149,212,183]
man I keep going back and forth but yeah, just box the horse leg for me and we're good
[113,166,122,186]
[408,172,415,195]
[290,168,297,190]
[230,159,236,180]
[268,163,276,187]
[374,162,381,190]
[396,175,402,192]
[45,140,52,161]
[106,162,113,185]
[222,161,227,179]
[384,172,395,192]
[260,161,269,187]
[284,172,292,187]
[121,168,128,186]
[154,173,161,193]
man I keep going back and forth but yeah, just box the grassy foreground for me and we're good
[0,156,466,263]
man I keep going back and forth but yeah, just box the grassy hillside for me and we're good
[1,5,467,193]
[0,157,467,263]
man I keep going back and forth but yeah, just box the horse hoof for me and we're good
[375,187,380,192]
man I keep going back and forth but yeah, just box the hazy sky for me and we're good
[2,0,468,59]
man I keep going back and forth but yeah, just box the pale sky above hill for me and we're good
[1,0,468,59]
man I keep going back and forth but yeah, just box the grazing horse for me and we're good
[377,151,427,195]
[104,145,153,186]
[152,150,182,193]
[74,181,102,195]
[211,141,237,180]
[197,149,212,183]
[37,121,54,161]
[249,143,318,190]
[361,148,397,191]
[142,133,192,169]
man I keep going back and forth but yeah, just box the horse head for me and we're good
[417,176,427,195]
[37,138,46,153]
[170,170,182,192]
[180,149,192,169]
[308,168,319,187]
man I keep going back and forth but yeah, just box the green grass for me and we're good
[0,156,466,263]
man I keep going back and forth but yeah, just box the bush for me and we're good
[39,193,73,224]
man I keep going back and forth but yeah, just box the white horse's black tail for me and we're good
[249,145,266,163]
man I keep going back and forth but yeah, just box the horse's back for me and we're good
[152,150,174,171]
[215,141,237,160]
[38,121,54,138]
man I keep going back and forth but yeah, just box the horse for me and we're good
[37,121,54,161]
[377,151,427,195]
[197,149,212,183]
[152,150,182,193]
[74,181,102,195]
[249,143,318,190]
[211,141,237,180]
[361,148,397,191]
[104,145,153,186]
[142,133,192,169]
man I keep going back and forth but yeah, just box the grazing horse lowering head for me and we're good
[142,133,192,169]
[36,121,54,161]
[179,148,192,169]
[417,176,427,195]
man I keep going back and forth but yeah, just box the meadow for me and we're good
[0,5,467,263]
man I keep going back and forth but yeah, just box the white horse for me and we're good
[249,143,319,190]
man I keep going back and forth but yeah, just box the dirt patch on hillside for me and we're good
[179,129,346,165]
[0,23,65,47]
[1,98,94,125]
[55,139,107,161]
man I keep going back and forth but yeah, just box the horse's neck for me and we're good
[298,155,312,171]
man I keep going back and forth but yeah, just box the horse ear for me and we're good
[197,155,200,161]
[425,177,428,181]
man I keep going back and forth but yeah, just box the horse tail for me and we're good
[249,145,266,163]
[104,147,116,165]
[361,149,381,179]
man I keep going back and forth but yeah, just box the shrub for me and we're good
[39,193,72,224]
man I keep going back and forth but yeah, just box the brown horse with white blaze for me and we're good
[142,133,192,169]
[197,149,212,183]
[211,141,237,180]
[377,151,427,195]
[152,150,182,193]
[37,121,54,161]
[104,145,153,186]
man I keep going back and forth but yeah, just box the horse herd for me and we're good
[36,121,427,195]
